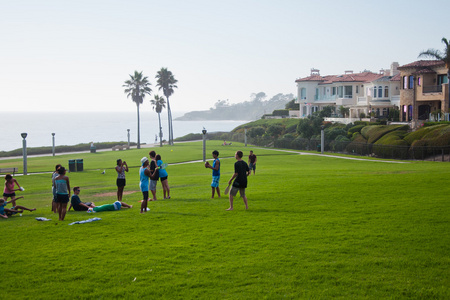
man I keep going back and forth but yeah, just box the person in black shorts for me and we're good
[248,150,257,175]
[115,159,129,202]
[227,151,250,211]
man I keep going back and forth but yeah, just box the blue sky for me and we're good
[0,0,447,113]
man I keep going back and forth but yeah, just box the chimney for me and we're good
[391,62,399,76]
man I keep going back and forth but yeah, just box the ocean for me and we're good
[0,111,249,152]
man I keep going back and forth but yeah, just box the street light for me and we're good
[320,125,324,154]
[202,128,207,162]
[52,133,55,156]
[21,133,27,175]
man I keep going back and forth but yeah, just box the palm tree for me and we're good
[123,71,152,149]
[419,37,450,111]
[150,95,166,147]
[156,68,178,145]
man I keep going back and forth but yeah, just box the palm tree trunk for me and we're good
[158,112,163,147]
[166,98,173,145]
[136,103,141,149]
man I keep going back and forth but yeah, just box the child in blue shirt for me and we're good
[205,150,220,198]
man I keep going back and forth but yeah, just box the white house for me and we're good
[294,62,401,119]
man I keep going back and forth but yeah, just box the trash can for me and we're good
[90,146,96,153]
[317,144,321,152]
[76,159,84,172]
[68,160,76,172]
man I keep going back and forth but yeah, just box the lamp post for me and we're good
[202,128,207,162]
[127,129,130,147]
[52,133,55,156]
[244,128,247,147]
[21,133,27,175]
[320,125,324,154]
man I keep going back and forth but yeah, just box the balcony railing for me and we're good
[423,85,442,93]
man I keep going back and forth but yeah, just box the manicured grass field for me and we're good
[1,141,449,299]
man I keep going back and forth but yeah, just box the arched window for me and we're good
[373,87,377,98]
[378,86,383,98]
[409,76,414,89]
[384,86,389,97]
[403,76,408,89]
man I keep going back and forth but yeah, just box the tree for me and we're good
[285,99,299,110]
[150,95,166,147]
[123,71,152,149]
[339,105,350,118]
[156,68,178,145]
[419,37,450,111]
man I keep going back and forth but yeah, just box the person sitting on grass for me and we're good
[68,187,95,211]
[0,198,36,219]
[87,200,132,213]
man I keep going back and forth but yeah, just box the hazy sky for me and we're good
[0,0,447,113]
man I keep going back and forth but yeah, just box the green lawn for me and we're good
[1,141,449,299]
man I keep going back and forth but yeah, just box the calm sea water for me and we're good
[0,111,248,152]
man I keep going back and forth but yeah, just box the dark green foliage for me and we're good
[347,125,365,138]
[372,131,409,158]
[274,136,294,148]
[424,121,450,127]
[361,125,409,144]
[248,126,266,138]
[291,137,310,150]
[285,99,299,110]
[272,109,289,116]
[325,127,346,141]
[0,142,137,158]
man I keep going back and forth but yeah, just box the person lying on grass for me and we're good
[68,187,95,211]
[0,198,36,219]
[87,200,132,213]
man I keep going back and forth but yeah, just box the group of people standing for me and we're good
[205,149,256,210]
[139,150,170,214]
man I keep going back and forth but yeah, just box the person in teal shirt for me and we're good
[156,154,170,199]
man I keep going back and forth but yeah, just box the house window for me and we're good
[409,76,414,89]
[418,77,421,86]
[332,87,336,95]
[344,86,352,98]
[373,87,377,98]
[403,76,408,89]
[315,88,319,100]
[300,88,306,99]
[338,86,343,98]
[384,86,389,97]
[356,85,359,93]
[438,74,448,85]
[378,86,382,98]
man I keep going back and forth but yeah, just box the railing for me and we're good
[423,85,442,93]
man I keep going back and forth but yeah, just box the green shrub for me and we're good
[373,131,409,159]
[361,125,409,144]
[347,125,365,138]
[291,137,309,150]
[272,109,289,116]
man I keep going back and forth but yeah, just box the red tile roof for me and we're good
[295,71,383,84]
[397,60,444,69]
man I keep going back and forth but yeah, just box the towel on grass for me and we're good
[69,217,101,225]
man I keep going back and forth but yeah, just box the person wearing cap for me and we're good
[139,157,151,213]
